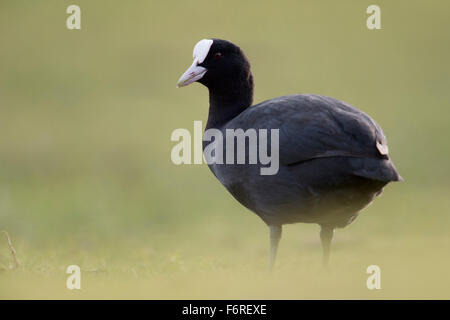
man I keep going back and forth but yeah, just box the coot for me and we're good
[177,39,402,269]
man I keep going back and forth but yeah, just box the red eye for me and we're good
[213,52,222,60]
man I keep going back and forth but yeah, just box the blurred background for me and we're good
[1,0,449,299]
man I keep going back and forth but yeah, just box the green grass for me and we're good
[1,0,450,299]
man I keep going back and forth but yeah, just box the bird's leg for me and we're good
[268,225,282,272]
[320,225,334,268]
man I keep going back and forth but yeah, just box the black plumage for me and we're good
[178,39,402,268]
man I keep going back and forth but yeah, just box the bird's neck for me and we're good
[205,73,254,129]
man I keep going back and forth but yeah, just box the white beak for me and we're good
[177,60,207,88]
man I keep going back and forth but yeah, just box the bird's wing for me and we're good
[238,94,389,165]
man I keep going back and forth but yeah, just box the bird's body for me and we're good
[177,38,401,268]
[204,94,400,228]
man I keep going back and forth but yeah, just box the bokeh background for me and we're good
[1,0,449,299]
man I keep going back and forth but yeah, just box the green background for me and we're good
[1,0,449,298]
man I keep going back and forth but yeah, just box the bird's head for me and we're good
[177,38,252,92]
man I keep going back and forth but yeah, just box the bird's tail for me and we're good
[350,157,403,182]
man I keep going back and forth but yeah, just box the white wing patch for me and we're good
[193,39,213,64]
[376,140,389,155]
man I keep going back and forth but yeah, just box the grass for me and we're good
[1,0,450,299]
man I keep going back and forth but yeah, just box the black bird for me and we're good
[177,39,402,269]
